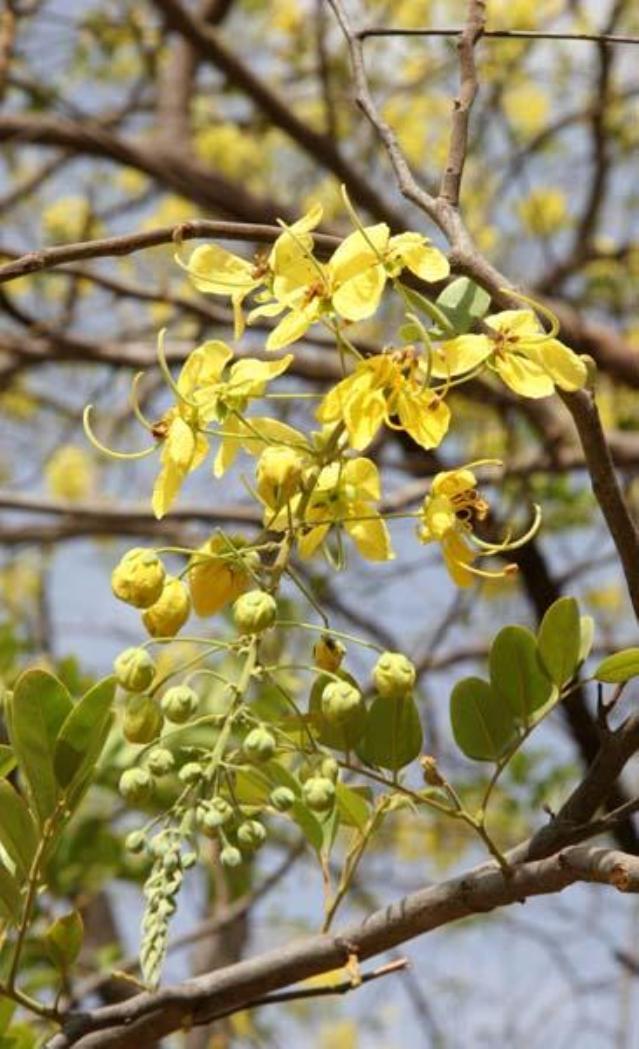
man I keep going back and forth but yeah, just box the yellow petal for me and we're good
[534,340,588,391]
[298,523,330,559]
[345,509,394,561]
[332,264,386,321]
[186,244,256,295]
[495,354,554,398]
[432,468,477,500]
[343,457,381,501]
[390,232,450,282]
[430,334,492,378]
[343,389,386,450]
[266,308,315,350]
[422,494,458,540]
[441,531,477,587]
[397,392,451,449]
[227,354,293,397]
[166,416,196,468]
[485,309,541,338]
[328,224,389,285]
[152,462,184,520]
[180,340,233,392]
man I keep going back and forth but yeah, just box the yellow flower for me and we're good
[516,188,568,237]
[142,576,191,637]
[152,339,292,516]
[252,221,449,351]
[418,466,538,587]
[273,457,394,562]
[317,348,450,451]
[432,310,588,398]
[45,445,94,502]
[188,534,257,617]
[184,204,323,337]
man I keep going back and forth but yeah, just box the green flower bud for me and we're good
[182,851,198,869]
[269,786,296,812]
[179,761,204,786]
[112,547,165,609]
[243,727,277,763]
[161,685,199,724]
[320,757,339,783]
[302,775,336,813]
[146,747,175,777]
[119,768,153,804]
[321,680,363,725]
[313,635,346,673]
[237,819,267,850]
[114,647,156,692]
[124,830,147,853]
[233,589,277,635]
[372,651,416,700]
[220,845,243,868]
[122,695,163,744]
[197,798,233,834]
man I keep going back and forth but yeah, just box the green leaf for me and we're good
[594,649,639,684]
[0,781,38,879]
[335,783,370,830]
[54,677,116,789]
[356,693,423,772]
[45,911,84,972]
[0,746,16,779]
[289,801,323,853]
[399,286,456,335]
[537,597,581,687]
[489,626,553,724]
[8,670,73,825]
[435,277,491,334]
[0,864,21,922]
[450,677,519,762]
[578,615,595,665]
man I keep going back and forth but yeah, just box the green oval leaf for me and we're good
[335,783,371,830]
[8,670,73,825]
[45,910,84,972]
[54,676,116,790]
[594,648,639,684]
[0,864,22,923]
[489,625,553,724]
[435,276,491,334]
[450,677,518,763]
[0,781,38,880]
[356,693,423,772]
[537,597,581,687]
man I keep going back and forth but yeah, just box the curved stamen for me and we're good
[83,405,156,461]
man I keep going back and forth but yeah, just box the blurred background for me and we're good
[2,0,639,1045]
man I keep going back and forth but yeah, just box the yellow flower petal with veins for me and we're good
[388,232,450,282]
[494,353,554,398]
[430,334,493,379]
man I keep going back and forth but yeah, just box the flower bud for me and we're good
[161,685,199,724]
[420,755,444,788]
[372,651,416,699]
[146,747,175,776]
[125,830,147,854]
[188,534,256,617]
[269,786,296,812]
[313,634,346,673]
[242,727,277,763]
[119,767,153,804]
[112,548,165,609]
[220,845,242,868]
[179,762,203,786]
[114,647,156,692]
[122,695,163,744]
[302,775,336,813]
[256,446,305,508]
[321,680,363,725]
[237,819,266,850]
[320,757,339,783]
[142,576,191,638]
[233,589,277,635]
[196,797,233,835]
